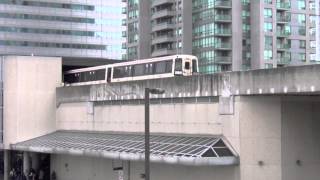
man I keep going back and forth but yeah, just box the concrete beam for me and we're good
[56,65,320,104]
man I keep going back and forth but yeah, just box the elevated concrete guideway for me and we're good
[57,64,320,104]
[3,56,320,180]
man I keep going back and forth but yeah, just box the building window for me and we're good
[299,40,305,48]
[298,53,306,61]
[264,36,273,49]
[297,14,306,25]
[297,0,306,10]
[264,22,273,32]
[264,8,272,18]
[264,0,272,4]
[265,63,273,69]
[264,50,273,60]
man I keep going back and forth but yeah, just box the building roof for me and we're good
[11,131,239,166]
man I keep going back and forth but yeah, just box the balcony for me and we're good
[151,34,175,45]
[310,32,316,39]
[276,30,290,37]
[151,9,175,20]
[214,56,232,64]
[214,14,232,22]
[276,15,290,23]
[214,28,232,37]
[298,28,306,36]
[121,19,127,26]
[122,7,127,14]
[151,22,175,32]
[151,0,174,7]
[151,47,176,57]
[214,1,232,9]
[122,42,127,49]
[277,43,290,51]
[277,57,291,64]
[276,2,290,11]
[214,42,232,50]
[122,31,127,37]
[310,21,316,27]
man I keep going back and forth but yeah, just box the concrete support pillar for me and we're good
[30,153,39,171]
[23,152,30,176]
[4,150,11,180]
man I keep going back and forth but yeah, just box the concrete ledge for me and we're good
[56,64,320,104]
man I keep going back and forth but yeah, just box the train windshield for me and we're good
[175,58,182,71]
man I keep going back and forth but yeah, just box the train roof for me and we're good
[64,54,197,74]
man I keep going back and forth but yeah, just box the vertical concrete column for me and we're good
[23,152,30,176]
[4,150,11,180]
[30,153,39,171]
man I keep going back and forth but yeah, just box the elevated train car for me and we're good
[63,54,198,86]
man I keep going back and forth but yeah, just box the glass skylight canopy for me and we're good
[11,131,239,166]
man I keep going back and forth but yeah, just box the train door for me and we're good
[174,58,183,75]
[182,59,192,76]
[107,67,112,83]
[192,59,198,74]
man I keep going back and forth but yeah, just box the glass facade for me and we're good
[242,0,251,70]
[192,0,232,74]
[126,0,139,60]
[0,0,126,59]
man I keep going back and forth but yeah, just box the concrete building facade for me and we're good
[124,0,320,73]
[0,56,320,180]
[0,0,126,60]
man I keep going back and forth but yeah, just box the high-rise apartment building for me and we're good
[251,0,319,69]
[124,0,320,73]
[0,0,126,60]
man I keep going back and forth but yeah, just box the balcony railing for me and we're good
[151,22,175,32]
[151,47,176,57]
[276,2,290,10]
[215,56,232,64]
[214,1,232,8]
[151,34,175,44]
[215,43,232,49]
[215,28,232,36]
[277,57,291,64]
[151,0,174,7]
[214,15,232,22]
[276,30,290,37]
[151,9,175,19]
[277,43,290,50]
[276,15,290,23]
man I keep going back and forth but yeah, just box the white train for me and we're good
[63,54,199,86]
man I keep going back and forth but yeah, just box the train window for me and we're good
[165,61,173,72]
[133,64,144,76]
[64,73,78,83]
[113,66,126,78]
[175,58,182,71]
[125,66,132,77]
[155,61,166,74]
[145,63,153,75]
[185,62,190,70]
[192,59,198,73]
[107,68,111,82]
[144,63,153,75]
[95,69,106,80]
[79,72,86,82]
